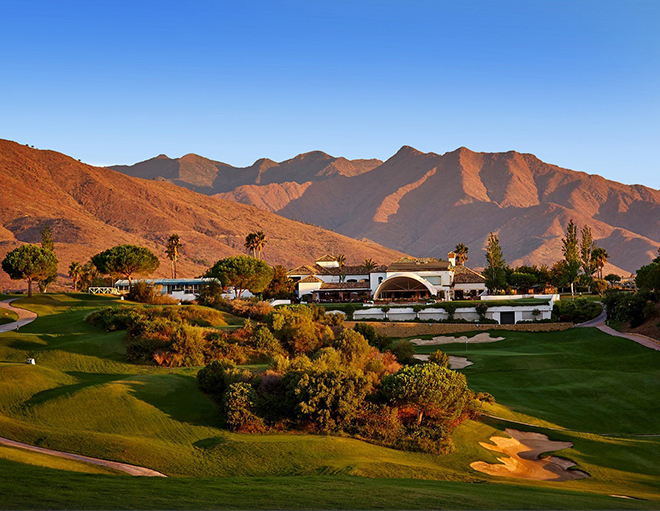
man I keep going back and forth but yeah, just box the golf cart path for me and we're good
[576,304,660,351]
[0,436,167,476]
[0,299,37,333]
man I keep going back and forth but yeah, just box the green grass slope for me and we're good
[0,294,658,509]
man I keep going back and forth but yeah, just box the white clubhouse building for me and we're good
[288,254,487,302]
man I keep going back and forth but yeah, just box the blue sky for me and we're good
[1,1,659,188]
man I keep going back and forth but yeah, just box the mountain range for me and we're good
[0,140,404,291]
[112,146,660,275]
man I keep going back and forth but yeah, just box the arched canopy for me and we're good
[373,273,437,300]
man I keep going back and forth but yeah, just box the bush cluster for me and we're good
[127,282,178,305]
[197,326,490,453]
[552,298,602,323]
[602,289,659,328]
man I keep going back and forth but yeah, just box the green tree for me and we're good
[206,255,274,298]
[483,232,506,293]
[454,243,469,266]
[269,306,321,355]
[2,244,58,297]
[244,233,257,258]
[263,265,295,299]
[68,261,83,291]
[382,363,471,426]
[363,258,377,272]
[165,234,183,279]
[81,262,100,291]
[580,225,595,280]
[636,260,660,291]
[562,220,581,299]
[91,245,160,287]
[40,225,55,252]
[591,247,609,280]
[289,369,370,432]
[245,231,267,259]
[225,382,264,432]
[604,273,622,287]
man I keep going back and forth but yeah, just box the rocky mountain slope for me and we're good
[0,140,404,291]
[114,146,660,274]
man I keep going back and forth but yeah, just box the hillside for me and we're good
[116,146,660,274]
[0,140,404,291]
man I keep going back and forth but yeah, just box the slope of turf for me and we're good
[0,294,659,508]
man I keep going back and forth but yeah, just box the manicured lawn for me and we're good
[0,458,656,510]
[0,294,659,508]
[420,328,660,435]
[0,309,19,325]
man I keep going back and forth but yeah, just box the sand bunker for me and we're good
[470,429,589,481]
[410,333,504,346]
[413,354,473,369]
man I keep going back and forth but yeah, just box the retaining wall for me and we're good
[344,321,573,337]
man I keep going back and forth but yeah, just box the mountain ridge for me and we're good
[0,140,405,291]
[112,145,660,274]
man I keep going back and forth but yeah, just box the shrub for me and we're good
[428,350,450,367]
[270,306,321,355]
[288,369,371,432]
[334,329,371,369]
[475,303,488,321]
[127,282,177,304]
[353,322,391,351]
[225,382,265,433]
[197,360,252,401]
[390,339,417,365]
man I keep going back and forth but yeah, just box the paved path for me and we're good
[0,299,37,333]
[0,436,167,476]
[576,303,660,351]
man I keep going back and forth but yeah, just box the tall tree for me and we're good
[81,262,100,291]
[454,243,469,266]
[68,261,83,292]
[91,245,159,287]
[244,233,257,258]
[165,234,183,279]
[40,225,55,252]
[561,220,581,299]
[336,254,346,283]
[206,255,274,298]
[580,225,595,279]
[263,265,296,299]
[483,232,507,293]
[590,247,609,280]
[253,231,267,259]
[2,244,58,297]
[363,258,377,272]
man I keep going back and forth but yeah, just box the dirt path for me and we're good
[471,429,588,481]
[0,299,37,333]
[0,436,167,476]
[576,304,660,351]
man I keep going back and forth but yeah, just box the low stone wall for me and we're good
[344,321,573,338]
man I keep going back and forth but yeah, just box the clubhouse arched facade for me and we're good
[288,254,487,302]
[373,273,437,300]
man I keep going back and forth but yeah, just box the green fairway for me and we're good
[0,294,658,509]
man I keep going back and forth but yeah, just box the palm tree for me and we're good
[81,262,99,291]
[165,234,183,279]
[244,233,257,258]
[68,261,83,292]
[336,254,346,283]
[454,243,469,266]
[363,258,377,272]
[591,247,609,280]
[254,231,267,259]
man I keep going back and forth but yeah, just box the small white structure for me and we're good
[26,358,35,365]
[114,278,220,302]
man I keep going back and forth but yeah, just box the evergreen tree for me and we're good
[483,232,506,293]
[562,220,581,299]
